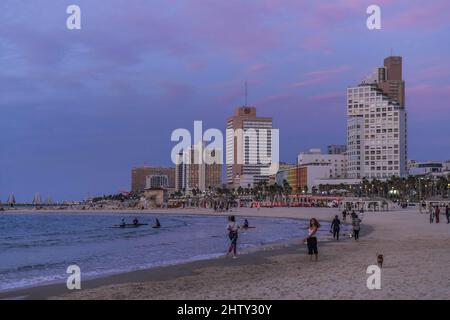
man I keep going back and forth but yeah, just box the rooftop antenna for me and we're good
[390,48,393,57]
[244,80,248,107]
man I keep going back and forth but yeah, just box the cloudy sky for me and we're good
[1,0,450,201]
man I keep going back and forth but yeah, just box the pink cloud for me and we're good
[310,91,345,101]
[413,66,450,81]
[407,84,450,95]
[290,66,351,88]
[290,78,329,88]
[300,34,333,53]
[248,63,270,73]
[386,1,450,30]
[306,66,350,77]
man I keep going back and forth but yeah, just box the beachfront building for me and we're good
[275,164,334,194]
[347,56,407,179]
[298,148,347,179]
[175,143,222,192]
[145,174,169,189]
[131,166,175,192]
[226,107,273,188]
[408,160,450,177]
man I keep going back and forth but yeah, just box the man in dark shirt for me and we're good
[330,215,341,241]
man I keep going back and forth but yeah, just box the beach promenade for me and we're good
[2,206,449,300]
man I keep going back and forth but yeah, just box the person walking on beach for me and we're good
[305,218,320,262]
[226,215,240,259]
[342,210,347,222]
[352,215,362,240]
[446,205,450,224]
[330,215,341,241]
[429,206,435,224]
[435,206,440,224]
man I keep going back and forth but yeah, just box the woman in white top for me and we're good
[305,218,320,262]
[226,215,240,258]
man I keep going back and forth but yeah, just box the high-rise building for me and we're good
[226,107,273,188]
[131,166,175,192]
[175,152,188,192]
[327,144,347,155]
[347,56,407,179]
[175,144,222,192]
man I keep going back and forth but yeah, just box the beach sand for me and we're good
[2,207,449,300]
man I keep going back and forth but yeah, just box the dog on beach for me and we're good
[377,253,384,268]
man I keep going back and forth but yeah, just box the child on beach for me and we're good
[226,215,240,259]
[305,218,320,262]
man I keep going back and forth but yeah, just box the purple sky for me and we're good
[1,0,450,202]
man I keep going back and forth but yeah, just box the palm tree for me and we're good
[282,179,292,196]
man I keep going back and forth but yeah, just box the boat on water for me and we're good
[112,223,149,228]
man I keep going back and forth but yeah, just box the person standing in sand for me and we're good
[435,206,440,224]
[352,215,362,240]
[226,215,240,259]
[330,215,341,241]
[342,210,347,222]
[305,218,320,262]
[429,206,435,224]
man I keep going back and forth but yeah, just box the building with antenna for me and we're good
[226,106,273,188]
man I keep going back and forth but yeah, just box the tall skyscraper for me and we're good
[226,107,273,187]
[347,56,407,179]
[175,143,222,192]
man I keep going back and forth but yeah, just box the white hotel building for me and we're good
[226,107,273,188]
[347,56,407,179]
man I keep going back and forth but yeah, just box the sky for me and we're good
[1,0,450,202]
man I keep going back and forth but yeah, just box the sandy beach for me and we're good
[1,206,449,300]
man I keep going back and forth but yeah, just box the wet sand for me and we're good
[1,207,449,300]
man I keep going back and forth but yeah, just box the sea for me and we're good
[0,212,333,292]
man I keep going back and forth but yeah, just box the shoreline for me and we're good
[2,207,450,300]
[0,228,357,300]
[0,208,347,300]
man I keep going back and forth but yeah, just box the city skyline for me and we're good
[1,1,450,201]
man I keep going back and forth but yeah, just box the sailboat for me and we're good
[33,193,42,208]
[46,197,53,205]
[7,193,16,208]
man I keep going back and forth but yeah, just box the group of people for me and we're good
[428,205,450,224]
[119,217,161,228]
[214,201,231,212]
[336,210,363,240]
[225,212,362,262]
[304,213,362,262]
